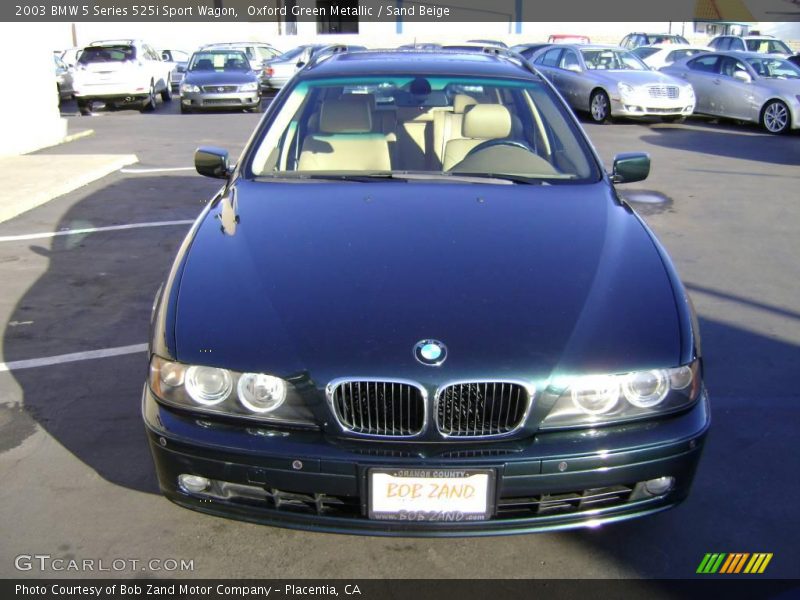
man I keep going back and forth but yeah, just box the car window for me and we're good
[666,49,704,63]
[78,45,136,63]
[745,57,800,79]
[581,49,648,71]
[632,47,660,60]
[536,48,563,67]
[188,51,250,71]
[746,39,792,54]
[687,55,720,73]
[248,75,600,184]
[620,35,631,48]
[714,38,730,50]
[719,57,749,78]
[559,50,580,70]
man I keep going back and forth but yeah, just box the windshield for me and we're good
[745,57,800,79]
[78,45,135,64]
[188,51,250,72]
[581,49,648,70]
[247,75,600,184]
[745,39,791,54]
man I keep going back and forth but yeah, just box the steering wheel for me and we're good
[464,138,535,158]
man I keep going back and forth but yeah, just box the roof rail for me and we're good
[475,46,539,77]
[302,44,354,70]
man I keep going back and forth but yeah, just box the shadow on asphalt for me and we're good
[1,175,220,493]
[639,121,800,165]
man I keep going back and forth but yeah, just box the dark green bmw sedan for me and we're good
[144,48,709,535]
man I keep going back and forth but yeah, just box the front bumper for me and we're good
[611,95,695,118]
[143,387,710,536]
[181,91,260,110]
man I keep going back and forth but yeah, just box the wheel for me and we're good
[77,99,93,116]
[661,115,685,123]
[160,81,172,102]
[180,104,192,114]
[761,100,790,134]
[589,90,611,124]
[141,81,157,112]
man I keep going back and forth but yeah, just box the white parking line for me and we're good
[0,343,148,372]
[120,167,194,173]
[0,220,194,242]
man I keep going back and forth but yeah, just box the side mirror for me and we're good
[177,65,186,73]
[296,60,306,68]
[565,63,582,73]
[733,70,752,83]
[195,147,231,179]
[611,152,650,184]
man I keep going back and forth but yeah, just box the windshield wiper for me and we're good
[448,172,549,185]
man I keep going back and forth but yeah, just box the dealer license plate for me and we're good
[369,468,495,522]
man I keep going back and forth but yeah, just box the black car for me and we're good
[145,49,709,535]
[179,50,262,114]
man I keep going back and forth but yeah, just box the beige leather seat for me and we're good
[442,104,512,171]
[298,96,391,171]
[432,94,479,166]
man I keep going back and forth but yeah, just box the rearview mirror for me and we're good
[195,147,231,179]
[611,152,650,184]
[733,70,752,83]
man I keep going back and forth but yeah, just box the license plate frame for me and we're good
[368,467,496,522]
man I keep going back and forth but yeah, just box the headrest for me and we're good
[196,59,213,70]
[462,104,511,139]
[320,96,373,134]
[453,94,478,114]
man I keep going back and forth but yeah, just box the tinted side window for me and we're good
[620,35,631,48]
[720,56,748,77]
[559,50,580,70]
[688,55,720,73]
[538,48,563,67]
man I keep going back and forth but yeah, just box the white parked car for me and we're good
[72,39,173,115]
[708,35,793,57]
[632,44,713,70]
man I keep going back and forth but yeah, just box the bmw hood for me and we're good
[171,181,682,385]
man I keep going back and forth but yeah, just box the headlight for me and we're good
[149,356,316,427]
[540,361,701,429]
[239,82,259,92]
[180,83,200,93]
[618,83,635,99]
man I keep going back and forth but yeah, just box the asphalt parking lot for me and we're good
[0,94,798,580]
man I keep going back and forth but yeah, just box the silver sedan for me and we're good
[531,44,696,123]
[662,51,800,134]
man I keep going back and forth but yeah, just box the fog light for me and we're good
[643,476,674,496]
[178,474,210,493]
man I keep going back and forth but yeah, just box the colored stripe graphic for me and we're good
[697,553,727,574]
[700,553,773,574]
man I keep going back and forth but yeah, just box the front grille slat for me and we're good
[201,84,239,93]
[330,379,425,437]
[436,381,530,438]
[647,85,679,99]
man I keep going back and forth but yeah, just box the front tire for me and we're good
[160,81,172,102]
[77,99,93,116]
[248,100,263,113]
[761,100,790,134]
[590,89,611,124]
[180,104,192,114]
[141,81,157,112]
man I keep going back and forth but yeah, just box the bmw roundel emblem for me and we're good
[414,339,447,366]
